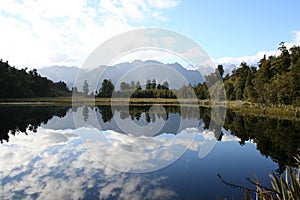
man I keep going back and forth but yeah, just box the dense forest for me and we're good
[94,43,300,106]
[0,60,71,98]
[221,42,300,106]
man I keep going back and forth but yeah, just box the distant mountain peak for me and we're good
[38,60,204,90]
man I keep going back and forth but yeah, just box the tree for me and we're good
[162,81,169,90]
[225,81,235,100]
[82,80,89,97]
[243,69,256,100]
[130,81,135,89]
[217,65,224,78]
[98,79,115,97]
[276,42,290,74]
[156,83,162,90]
[120,82,127,91]
[146,79,151,90]
[135,81,142,90]
[151,79,156,89]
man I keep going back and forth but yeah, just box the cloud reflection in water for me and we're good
[2,126,229,199]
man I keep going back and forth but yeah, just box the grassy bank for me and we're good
[226,100,300,120]
[0,97,73,106]
[0,97,210,107]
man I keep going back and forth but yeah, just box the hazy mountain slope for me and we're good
[38,60,205,91]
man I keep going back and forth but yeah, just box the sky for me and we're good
[0,0,299,69]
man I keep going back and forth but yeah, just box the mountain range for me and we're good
[38,60,207,91]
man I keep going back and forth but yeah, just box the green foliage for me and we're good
[96,42,300,105]
[97,79,114,98]
[111,80,176,99]
[222,43,300,105]
[194,82,210,99]
[263,167,300,200]
[0,60,71,98]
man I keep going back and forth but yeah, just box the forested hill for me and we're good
[0,60,71,98]
[221,43,300,106]
[93,43,300,106]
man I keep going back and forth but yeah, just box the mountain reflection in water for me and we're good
[0,104,299,199]
[0,105,299,168]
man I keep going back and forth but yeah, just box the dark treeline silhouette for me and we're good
[221,43,300,105]
[95,79,177,98]
[93,43,300,106]
[0,106,70,142]
[0,60,71,98]
[224,109,300,172]
[95,104,207,123]
[95,79,203,99]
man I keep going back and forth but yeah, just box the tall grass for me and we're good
[254,167,300,200]
[219,155,300,199]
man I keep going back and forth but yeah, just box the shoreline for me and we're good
[0,98,299,120]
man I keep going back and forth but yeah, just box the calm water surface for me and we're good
[0,104,299,199]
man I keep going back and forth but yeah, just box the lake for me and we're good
[0,104,299,199]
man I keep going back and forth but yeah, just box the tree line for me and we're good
[0,60,71,98]
[94,79,177,98]
[91,43,300,106]
[1,41,298,106]
[222,42,300,106]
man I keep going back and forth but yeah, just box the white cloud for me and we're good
[286,30,300,48]
[0,123,245,199]
[0,127,180,199]
[294,30,300,44]
[214,50,278,66]
[215,30,300,66]
[0,0,180,69]
[148,0,180,9]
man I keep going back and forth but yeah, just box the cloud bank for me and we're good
[214,30,300,66]
[0,0,180,69]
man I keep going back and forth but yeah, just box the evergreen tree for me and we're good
[217,64,224,78]
[162,81,169,90]
[146,79,151,90]
[82,80,89,97]
[0,60,71,98]
[98,79,114,98]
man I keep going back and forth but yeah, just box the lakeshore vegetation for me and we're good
[1,42,300,111]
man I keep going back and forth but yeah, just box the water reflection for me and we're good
[0,105,299,169]
[224,109,300,172]
[0,126,276,199]
[0,105,299,199]
[0,105,69,142]
[0,128,177,199]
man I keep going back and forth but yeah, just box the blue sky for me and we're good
[0,0,299,68]
[162,0,300,58]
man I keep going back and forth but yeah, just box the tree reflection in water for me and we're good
[0,105,70,142]
[0,104,299,170]
[223,109,300,172]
